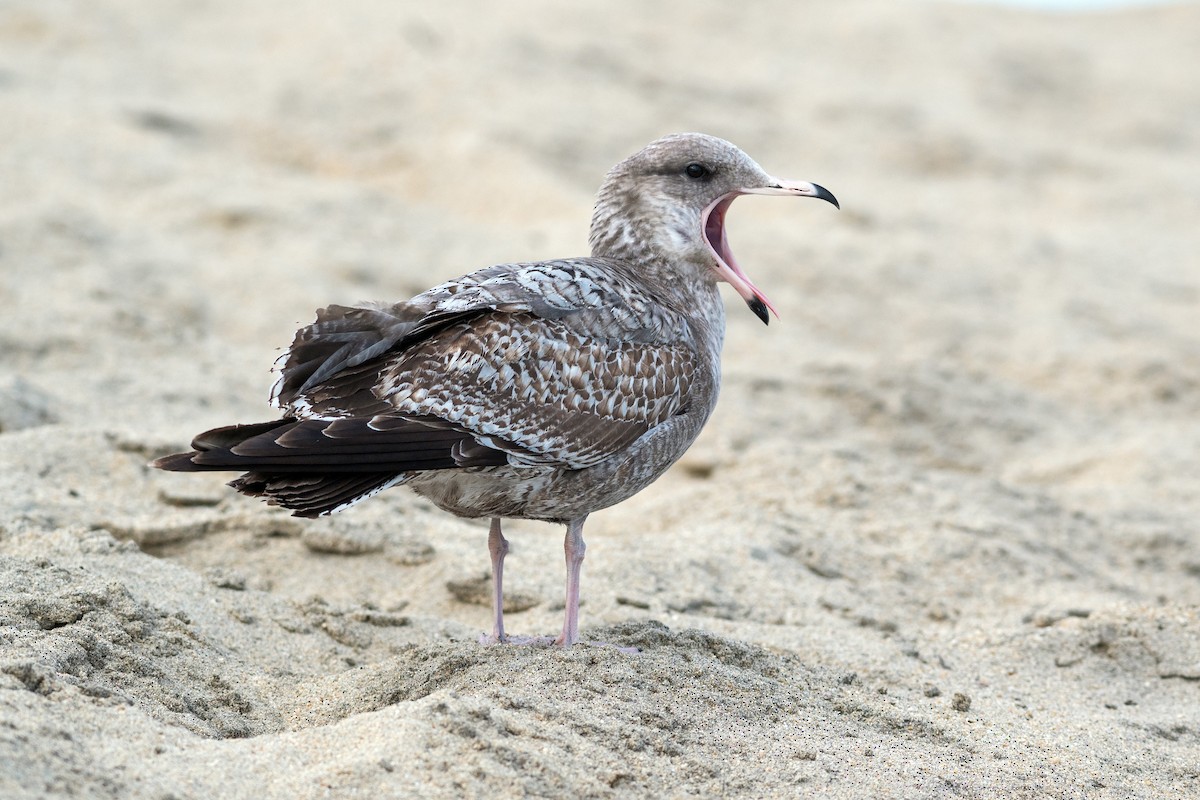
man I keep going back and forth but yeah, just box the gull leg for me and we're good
[555,516,588,646]
[487,517,509,643]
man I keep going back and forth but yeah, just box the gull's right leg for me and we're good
[486,517,509,642]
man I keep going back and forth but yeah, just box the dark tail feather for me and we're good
[230,471,404,517]
[150,417,507,473]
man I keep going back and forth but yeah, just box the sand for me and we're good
[1,0,1198,797]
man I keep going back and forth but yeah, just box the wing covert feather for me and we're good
[271,259,697,469]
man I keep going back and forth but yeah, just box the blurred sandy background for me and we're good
[1,1,1198,797]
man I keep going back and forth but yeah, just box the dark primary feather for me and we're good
[153,416,509,473]
[153,415,511,517]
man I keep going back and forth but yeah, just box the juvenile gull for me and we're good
[154,133,838,646]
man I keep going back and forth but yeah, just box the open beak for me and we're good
[702,179,839,325]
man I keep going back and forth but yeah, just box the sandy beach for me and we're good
[2,1,1198,797]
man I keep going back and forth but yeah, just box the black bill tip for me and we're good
[811,183,840,210]
[747,296,770,326]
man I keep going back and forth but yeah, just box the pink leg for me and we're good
[554,516,588,646]
[487,517,509,642]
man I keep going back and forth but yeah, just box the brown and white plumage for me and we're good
[154,133,838,646]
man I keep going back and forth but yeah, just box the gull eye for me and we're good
[685,162,710,180]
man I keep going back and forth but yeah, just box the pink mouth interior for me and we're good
[702,193,779,318]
